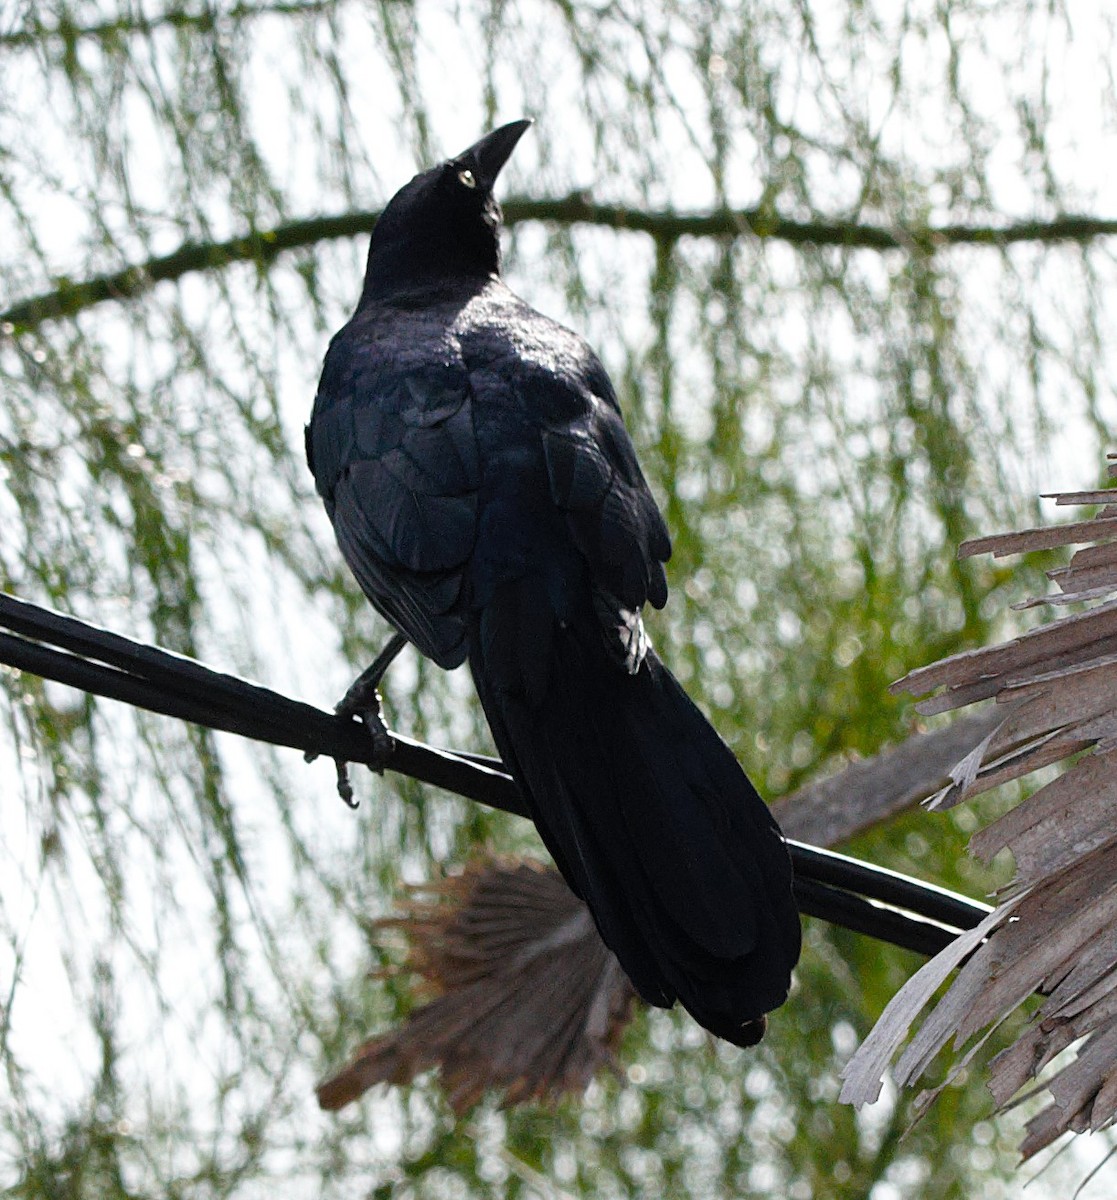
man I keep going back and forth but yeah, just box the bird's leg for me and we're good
[332,632,408,807]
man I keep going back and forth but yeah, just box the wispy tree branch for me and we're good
[0,1,341,49]
[3,199,1116,330]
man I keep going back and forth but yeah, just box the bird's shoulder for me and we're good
[451,283,620,415]
[317,295,470,404]
[312,279,614,426]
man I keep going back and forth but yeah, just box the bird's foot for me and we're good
[330,634,408,808]
[336,672,396,759]
[334,674,396,808]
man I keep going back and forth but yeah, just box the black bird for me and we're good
[307,120,801,1046]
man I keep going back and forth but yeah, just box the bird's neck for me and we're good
[358,263,498,309]
[360,227,503,307]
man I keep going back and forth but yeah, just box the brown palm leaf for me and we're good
[316,858,635,1113]
[842,458,1117,1159]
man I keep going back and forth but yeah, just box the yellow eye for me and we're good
[457,168,477,189]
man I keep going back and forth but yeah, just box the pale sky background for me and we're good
[2,1,1117,1194]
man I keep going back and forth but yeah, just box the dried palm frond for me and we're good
[316,858,635,1113]
[842,459,1117,1158]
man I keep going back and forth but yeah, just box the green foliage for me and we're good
[2,0,1116,1195]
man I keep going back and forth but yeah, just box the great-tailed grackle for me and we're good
[306,120,801,1046]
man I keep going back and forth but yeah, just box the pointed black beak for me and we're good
[458,119,532,190]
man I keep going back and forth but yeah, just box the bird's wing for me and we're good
[531,360,672,671]
[479,306,673,613]
[308,354,481,668]
[540,396,671,610]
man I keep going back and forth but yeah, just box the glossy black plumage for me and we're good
[308,121,801,1044]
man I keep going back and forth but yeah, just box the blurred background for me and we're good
[2,1,1116,1195]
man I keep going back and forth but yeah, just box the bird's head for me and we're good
[362,119,532,302]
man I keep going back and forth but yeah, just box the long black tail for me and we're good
[468,604,801,1047]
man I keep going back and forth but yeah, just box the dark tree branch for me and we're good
[3,201,1116,330]
[0,590,990,957]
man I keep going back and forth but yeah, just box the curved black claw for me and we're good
[335,759,359,809]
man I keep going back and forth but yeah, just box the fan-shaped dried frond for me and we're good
[842,459,1117,1158]
[316,859,636,1112]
